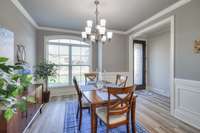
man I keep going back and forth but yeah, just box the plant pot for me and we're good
[43,91,50,103]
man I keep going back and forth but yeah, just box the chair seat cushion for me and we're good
[96,107,126,125]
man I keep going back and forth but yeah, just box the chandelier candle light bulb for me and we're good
[102,35,107,42]
[91,35,96,42]
[82,32,87,39]
[99,27,106,35]
[87,20,93,28]
[85,27,91,35]
[107,32,113,40]
[100,19,106,27]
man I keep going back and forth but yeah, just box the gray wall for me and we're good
[36,30,129,72]
[130,0,200,81]
[0,0,36,68]
[102,33,129,72]
[147,31,170,97]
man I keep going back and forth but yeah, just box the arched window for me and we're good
[45,36,91,86]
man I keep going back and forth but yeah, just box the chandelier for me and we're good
[81,0,113,44]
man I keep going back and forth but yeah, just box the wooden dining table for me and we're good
[80,84,137,133]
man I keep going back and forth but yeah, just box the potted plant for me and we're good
[0,57,34,121]
[34,60,56,103]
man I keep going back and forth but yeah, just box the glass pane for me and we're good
[81,66,89,74]
[81,47,90,55]
[49,66,69,84]
[48,54,59,64]
[72,66,81,82]
[81,56,89,65]
[72,66,89,83]
[134,44,143,85]
[59,66,68,75]
[72,47,81,55]
[48,45,59,55]
[59,45,69,55]
[72,47,90,65]
[72,55,81,65]
[59,56,69,65]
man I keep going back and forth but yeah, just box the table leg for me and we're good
[131,98,136,133]
[91,104,97,133]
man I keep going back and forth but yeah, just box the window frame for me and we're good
[44,35,92,87]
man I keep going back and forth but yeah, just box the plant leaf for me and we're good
[4,108,14,121]
[26,96,36,103]
[0,57,8,63]
[16,100,27,112]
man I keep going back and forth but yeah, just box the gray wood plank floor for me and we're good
[25,91,200,133]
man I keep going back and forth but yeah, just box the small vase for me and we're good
[43,78,50,103]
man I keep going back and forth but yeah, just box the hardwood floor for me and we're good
[25,91,200,133]
[135,91,199,133]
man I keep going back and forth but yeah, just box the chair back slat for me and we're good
[115,74,128,87]
[107,86,135,121]
[84,72,98,85]
[73,77,82,103]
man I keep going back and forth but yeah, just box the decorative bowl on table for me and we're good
[96,81,104,89]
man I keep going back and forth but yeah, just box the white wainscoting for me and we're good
[101,72,132,86]
[50,72,132,97]
[150,87,169,97]
[174,78,200,129]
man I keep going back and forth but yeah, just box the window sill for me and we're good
[49,84,73,89]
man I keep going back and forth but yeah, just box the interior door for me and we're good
[133,40,146,90]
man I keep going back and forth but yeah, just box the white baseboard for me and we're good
[50,87,76,97]
[174,78,200,129]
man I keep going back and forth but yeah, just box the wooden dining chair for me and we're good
[84,72,98,85]
[73,77,90,130]
[95,86,134,133]
[115,74,128,87]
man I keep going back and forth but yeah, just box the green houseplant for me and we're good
[34,60,56,103]
[0,57,33,121]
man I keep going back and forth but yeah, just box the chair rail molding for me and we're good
[174,78,200,129]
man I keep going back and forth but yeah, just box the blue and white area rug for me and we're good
[64,101,149,133]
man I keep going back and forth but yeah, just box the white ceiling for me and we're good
[136,23,170,38]
[18,0,178,32]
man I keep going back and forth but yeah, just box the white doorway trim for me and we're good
[128,16,175,115]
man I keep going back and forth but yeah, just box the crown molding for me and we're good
[107,29,127,35]
[125,0,191,34]
[38,26,81,35]
[133,17,172,38]
[11,0,39,28]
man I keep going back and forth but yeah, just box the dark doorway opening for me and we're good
[133,40,146,90]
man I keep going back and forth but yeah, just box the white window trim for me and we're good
[44,35,93,87]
